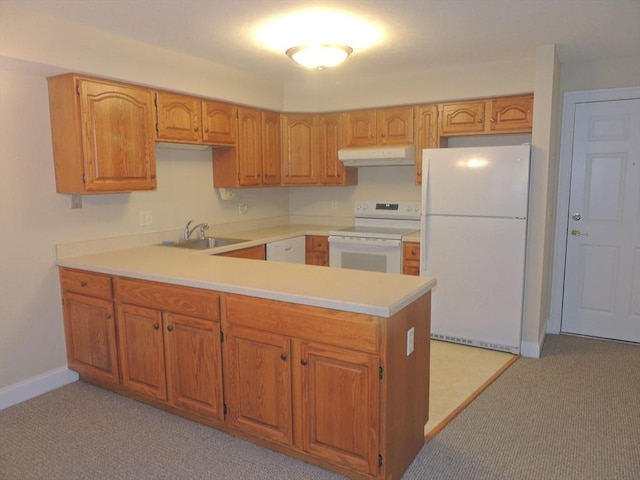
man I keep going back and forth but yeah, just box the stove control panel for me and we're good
[354,201,421,219]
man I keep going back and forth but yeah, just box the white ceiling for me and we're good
[8,0,640,84]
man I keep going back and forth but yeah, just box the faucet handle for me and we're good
[199,223,210,239]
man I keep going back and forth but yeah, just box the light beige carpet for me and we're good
[424,340,518,440]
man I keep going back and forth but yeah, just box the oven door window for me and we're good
[340,252,388,273]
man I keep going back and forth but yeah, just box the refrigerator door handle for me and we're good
[420,154,430,274]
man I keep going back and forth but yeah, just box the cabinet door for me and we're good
[63,292,119,385]
[343,110,376,147]
[414,104,438,184]
[117,303,167,400]
[438,101,486,135]
[377,106,414,145]
[282,114,319,185]
[236,107,263,186]
[402,241,421,276]
[488,95,534,133]
[202,100,237,145]
[261,111,282,185]
[164,312,223,420]
[299,342,380,475]
[155,92,201,142]
[305,235,329,266]
[319,113,345,185]
[78,79,156,192]
[224,326,292,445]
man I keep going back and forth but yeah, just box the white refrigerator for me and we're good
[420,145,531,354]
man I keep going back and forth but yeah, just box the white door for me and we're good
[561,98,640,342]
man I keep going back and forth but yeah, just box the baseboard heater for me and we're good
[430,333,520,355]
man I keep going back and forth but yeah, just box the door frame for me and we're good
[548,86,640,334]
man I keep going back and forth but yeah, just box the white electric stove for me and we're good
[328,201,421,273]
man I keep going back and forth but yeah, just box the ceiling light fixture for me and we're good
[286,44,353,69]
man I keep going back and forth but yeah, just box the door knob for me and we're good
[572,213,581,221]
[571,229,588,237]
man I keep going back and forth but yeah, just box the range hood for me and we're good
[338,145,416,167]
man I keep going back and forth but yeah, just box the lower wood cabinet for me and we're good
[60,268,119,385]
[224,325,293,445]
[60,268,431,480]
[221,292,429,479]
[305,235,329,266]
[403,242,421,276]
[114,277,223,420]
[300,341,379,475]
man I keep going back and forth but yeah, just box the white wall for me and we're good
[284,56,536,112]
[560,55,640,93]
[0,2,284,110]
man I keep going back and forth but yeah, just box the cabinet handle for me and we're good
[105,313,112,320]
[477,118,483,124]
[153,323,159,330]
[300,359,308,366]
[194,127,199,132]
[411,249,417,255]
[490,117,496,123]
[80,281,87,287]
[167,325,173,332]
[280,353,287,361]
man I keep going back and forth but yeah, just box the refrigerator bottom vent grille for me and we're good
[431,333,519,354]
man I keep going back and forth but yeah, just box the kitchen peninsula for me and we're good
[57,241,436,480]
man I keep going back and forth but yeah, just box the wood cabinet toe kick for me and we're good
[59,266,432,480]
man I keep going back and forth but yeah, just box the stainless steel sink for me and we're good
[161,237,249,250]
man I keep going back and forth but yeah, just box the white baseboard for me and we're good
[520,329,547,358]
[0,367,79,410]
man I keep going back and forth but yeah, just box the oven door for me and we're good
[328,235,402,273]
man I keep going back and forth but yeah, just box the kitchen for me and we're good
[1,0,639,472]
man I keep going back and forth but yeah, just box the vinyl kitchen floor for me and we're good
[425,340,518,440]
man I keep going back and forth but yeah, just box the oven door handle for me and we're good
[328,236,402,248]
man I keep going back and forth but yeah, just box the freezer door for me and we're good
[421,215,527,352]
[422,145,530,218]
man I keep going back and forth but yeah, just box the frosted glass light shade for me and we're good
[286,44,353,69]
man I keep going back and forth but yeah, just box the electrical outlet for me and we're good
[238,204,248,215]
[406,327,415,356]
[139,210,153,226]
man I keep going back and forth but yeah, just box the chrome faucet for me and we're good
[184,220,209,240]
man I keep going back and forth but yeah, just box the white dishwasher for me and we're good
[266,236,306,264]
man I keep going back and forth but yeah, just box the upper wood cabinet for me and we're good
[414,104,439,184]
[261,111,283,185]
[343,106,415,147]
[155,92,237,145]
[439,94,533,137]
[318,113,358,186]
[47,74,157,194]
[281,113,320,185]
[213,108,280,188]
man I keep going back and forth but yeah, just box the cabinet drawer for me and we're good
[305,235,328,253]
[60,268,113,299]
[403,242,420,261]
[224,294,379,354]
[114,277,220,321]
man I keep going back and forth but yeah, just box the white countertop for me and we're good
[57,225,435,318]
